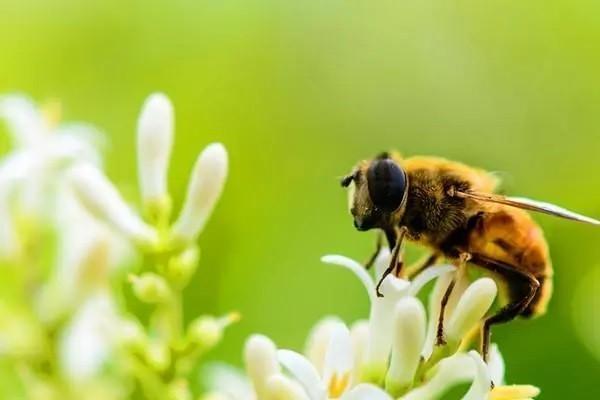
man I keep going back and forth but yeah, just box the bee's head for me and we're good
[341,152,408,231]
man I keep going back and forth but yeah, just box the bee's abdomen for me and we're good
[465,208,553,318]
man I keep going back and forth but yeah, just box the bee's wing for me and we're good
[455,190,600,225]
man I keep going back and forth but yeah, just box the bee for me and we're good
[341,151,599,361]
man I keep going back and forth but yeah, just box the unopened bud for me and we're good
[166,247,199,287]
[446,278,497,346]
[188,312,240,350]
[119,320,146,351]
[145,340,170,372]
[130,273,171,304]
[166,378,193,400]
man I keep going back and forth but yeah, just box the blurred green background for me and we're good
[1,0,599,398]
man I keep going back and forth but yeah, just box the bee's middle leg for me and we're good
[436,252,470,346]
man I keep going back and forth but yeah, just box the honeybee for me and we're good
[341,151,599,361]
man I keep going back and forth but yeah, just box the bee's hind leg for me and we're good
[436,252,470,346]
[472,255,540,363]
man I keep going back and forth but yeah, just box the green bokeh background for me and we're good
[1,0,600,398]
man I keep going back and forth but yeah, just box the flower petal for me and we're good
[244,334,281,399]
[446,278,497,345]
[266,374,310,400]
[488,344,505,386]
[373,248,391,282]
[408,264,456,297]
[365,277,410,383]
[322,322,353,389]
[386,297,427,396]
[349,320,369,385]
[137,93,174,205]
[321,255,376,304]
[341,384,393,400]
[171,143,228,242]
[422,272,451,360]
[304,316,344,375]
[401,353,476,400]
[59,292,118,382]
[462,351,492,400]
[278,349,326,400]
[68,164,158,247]
[202,363,254,400]
[0,95,45,147]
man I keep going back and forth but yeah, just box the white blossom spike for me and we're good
[68,163,158,247]
[172,143,228,242]
[446,278,498,346]
[386,297,426,396]
[137,93,174,211]
[244,334,281,399]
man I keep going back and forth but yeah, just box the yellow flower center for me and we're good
[327,372,350,398]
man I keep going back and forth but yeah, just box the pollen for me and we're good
[327,372,350,398]
[490,384,541,400]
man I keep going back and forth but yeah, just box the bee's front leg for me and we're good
[375,226,408,297]
[364,231,383,270]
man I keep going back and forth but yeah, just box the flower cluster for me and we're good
[0,93,235,400]
[203,251,540,400]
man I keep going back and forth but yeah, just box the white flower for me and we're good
[205,251,540,400]
[68,163,159,247]
[0,94,103,259]
[68,93,228,248]
[58,292,120,382]
[321,250,453,384]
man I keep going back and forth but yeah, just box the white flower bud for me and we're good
[244,334,280,399]
[68,164,158,247]
[166,246,199,287]
[446,278,497,345]
[137,93,174,219]
[130,273,171,304]
[386,297,426,396]
[171,143,228,242]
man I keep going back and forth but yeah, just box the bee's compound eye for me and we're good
[367,159,406,211]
